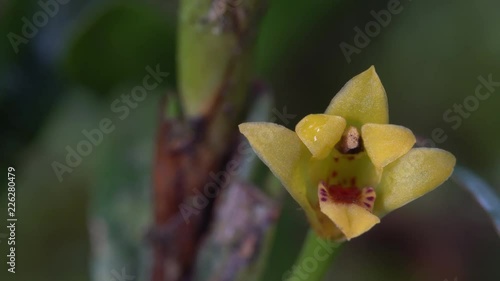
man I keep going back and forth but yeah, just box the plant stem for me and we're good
[286,229,343,281]
[151,2,268,280]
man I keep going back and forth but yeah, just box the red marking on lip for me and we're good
[327,185,362,204]
[319,183,377,212]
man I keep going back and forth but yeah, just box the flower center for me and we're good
[336,126,364,154]
[316,137,378,213]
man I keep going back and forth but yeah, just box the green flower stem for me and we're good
[286,229,343,281]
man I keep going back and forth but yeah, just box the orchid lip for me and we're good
[318,182,376,212]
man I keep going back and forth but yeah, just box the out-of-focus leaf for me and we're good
[0,91,99,281]
[452,166,500,236]
[65,2,176,94]
[89,91,161,281]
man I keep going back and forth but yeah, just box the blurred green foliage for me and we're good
[65,3,176,94]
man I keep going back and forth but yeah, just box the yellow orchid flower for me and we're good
[239,66,456,241]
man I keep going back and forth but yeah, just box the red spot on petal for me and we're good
[350,177,356,186]
[347,156,355,161]
[360,187,377,211]
[334,157,339,162]
[331,171,338,178]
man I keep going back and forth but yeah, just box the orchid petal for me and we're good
[239,122,316,217]
[296,114,346,159]
[325,66,389,125]
[375,148,456,214]
[362,123,416,169]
